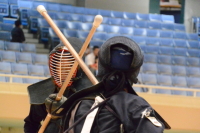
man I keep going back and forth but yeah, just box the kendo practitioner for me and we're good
[49,36,171,133]
[24,37,93,133]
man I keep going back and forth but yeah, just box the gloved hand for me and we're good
[45,93,67,119]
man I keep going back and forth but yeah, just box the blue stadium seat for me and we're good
[144,54,157,63]
[29,17,38,33]
[53,20,66,29]
[0,31,11,41]
[0,50,16,62]
[142,63,157,74]
[156,75,172,94]
[121,19,134,27]
[62,29,77,38]
[18,0,32,9]
[148,14,161,22]
[0,40,4,50]
[0,62,11,73]
[173,32,188,40]
[43,65,50,77]
[65,21,80,30]
[159,38,174,47]
[186,66,200,77]
[101,17,109,24]
[145,37,160,46]
[107,25,120,33]
[146,29,160,37]
[123,12,136,19]
[171,76,188,95]
[105,33,121,41]
[108,18,122,25]
[73,7,85,14]
[0,76,8,82]
[38,18,51,42]
[11,63,28,75]
[174,24,185,32]
[133,20,147,28]
[12,77,23,83]
[159,30,173,38]
[0,1,9,17]
[133,28,146,36]
[187,77,200,89]
[0,23,13,31]
[141,73,157,85]
[159,47,174,55]
[161,15,174,23]
[131,36,146,45]
[28,64,45,76]
[23,78,40,84]
[144,45,159,54]
[4,42,21,52]
[19,9,29,26]
[110,10,124,18]
[119,26,134,35]
[172,66,186,76]
[173,48,188,56]
[96,24,109,32]
[20,43,36,53]
[146,21,161,29]
[84,8,99,15]
[171,56,186,66]
[161,23,174,31]
[46,2,60,12]
[56,12,68,20]
[90,40,104,48]
[32,53,48,65]
[98,9,111,17]
[157,55,172,65]
[60,5,74,13]
[0,15,3,22]
[92,32,106,41]
[187,49,200,57]
[157,64,172,75]
[76,31,89,42]
[79,23,92,31]
[82,15,95,23]
[136,13,149,21]
[173,39,188,48]
[9,0,18,18]
[187,33,199,41]
[16,52,33,64]
[67,13,83,22]
[28,9,42,18]
[186,57,200,67]
[48,28,62,49]
[32,1,47,10]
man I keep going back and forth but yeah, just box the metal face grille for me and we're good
[49,48,77,87]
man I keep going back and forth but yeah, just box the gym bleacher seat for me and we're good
[11,63,28,75]
[8,0,18,18]
[0,0,9,17]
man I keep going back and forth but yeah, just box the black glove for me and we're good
[45,93,67,119]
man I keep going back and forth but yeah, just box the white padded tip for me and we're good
[93,15,103,27]
[37,5,47,15]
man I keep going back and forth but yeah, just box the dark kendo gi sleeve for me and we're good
[24,104,47,133]
[107,91,165,133]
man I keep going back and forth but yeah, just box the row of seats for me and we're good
[0,0,18,17]
[0,22,13,32]
[0,31,11,41]
[141,63,200,77]
[0,76,42,84]
[0,51,48,65]
[0,41,36,53]
[137,73,200,96]
[144,54,200,67]
[17,1,175,24]
[27,12,180,29]
[0,62,50,77]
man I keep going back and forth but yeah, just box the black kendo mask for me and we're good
[98,36,144,96]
